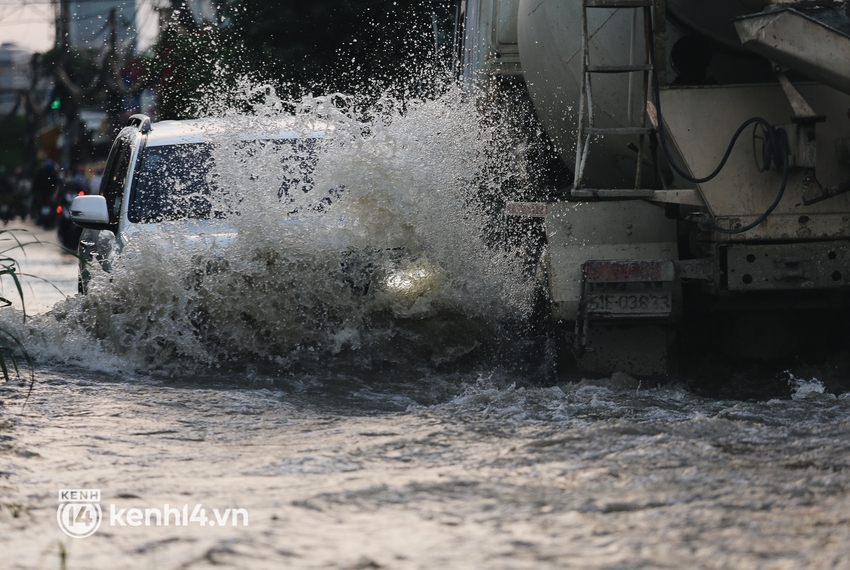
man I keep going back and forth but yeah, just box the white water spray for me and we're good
[10,83,540,374]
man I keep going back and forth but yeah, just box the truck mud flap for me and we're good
[573,259,680,377]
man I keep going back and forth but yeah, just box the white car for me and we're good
[70,114,328,290]
[70,114,439,302]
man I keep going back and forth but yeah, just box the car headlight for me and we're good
[379,258,441,302]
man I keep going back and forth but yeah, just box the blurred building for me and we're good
[67,0,137,50]
[0,43,32,114]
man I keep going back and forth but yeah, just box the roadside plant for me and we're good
[0,229,37,397]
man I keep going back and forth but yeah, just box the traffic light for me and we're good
[49,86,62,111]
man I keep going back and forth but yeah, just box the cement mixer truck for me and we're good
[456,0,850,376]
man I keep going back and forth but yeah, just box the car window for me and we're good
[275,138,317,198]
[273,139,344,212]
[129,143,217,223]
[128,139,324,223]
[102,133,134,224]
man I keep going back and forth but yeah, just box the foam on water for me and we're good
[788,373,832,401]
[6,84,539,375]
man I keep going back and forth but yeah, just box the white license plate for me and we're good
[586,292,672,315]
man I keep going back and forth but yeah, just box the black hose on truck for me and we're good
[646,20,789,235]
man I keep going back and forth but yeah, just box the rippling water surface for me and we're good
[4,368,850,568]
[2,86,850,568]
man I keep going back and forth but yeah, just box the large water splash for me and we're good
[11,83,542,375]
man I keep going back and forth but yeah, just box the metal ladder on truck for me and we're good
[572,0,658,199]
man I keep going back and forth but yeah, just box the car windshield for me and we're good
[129,139,319,223]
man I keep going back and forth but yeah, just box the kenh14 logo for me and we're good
[57,489,102,538]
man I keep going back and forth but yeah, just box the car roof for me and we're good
[143,117,331,148]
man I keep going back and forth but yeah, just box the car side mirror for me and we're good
[70,195,112,230]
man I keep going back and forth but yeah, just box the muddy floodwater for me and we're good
[3,96,850,568]
[4,365,850,569]
[0,229,849,568]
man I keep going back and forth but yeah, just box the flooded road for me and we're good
[2,97,850,569]
[3,367,850,569]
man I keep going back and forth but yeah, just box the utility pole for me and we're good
[57,0,69,54]
[105,8,124,137]
[57,0,74,169]
[23,54,43,176]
